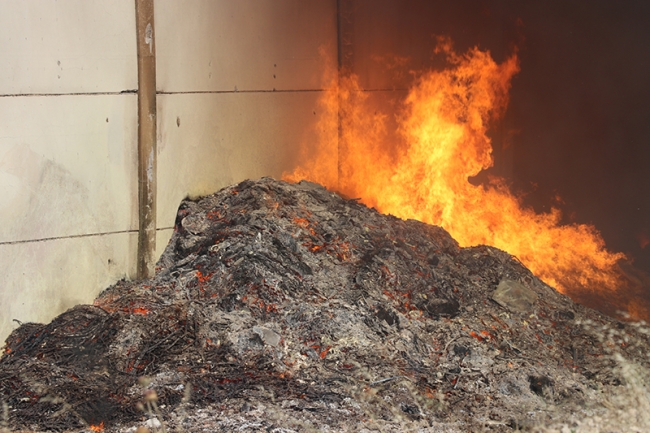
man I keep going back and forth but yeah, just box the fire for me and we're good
[89,422,104,432]
[285,39,627,304]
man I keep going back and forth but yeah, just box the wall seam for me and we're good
[0,230,137,246]
[0,91,137,97]
[0,227,174,247]
[156,89,328,95]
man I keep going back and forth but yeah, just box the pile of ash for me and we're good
[1,178,649,432]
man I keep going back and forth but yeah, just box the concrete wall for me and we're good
[0,0,336,343]
[0,0,139,344]
[154,0,336,251]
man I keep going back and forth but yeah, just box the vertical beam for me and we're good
[336,0,354,191]
[336,0,354,71]
[135,0,157,279]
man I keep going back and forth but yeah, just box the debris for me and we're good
[143,418,160,429]
[1,177,649,432]
[252,326,281,347]
[492,279,538,313]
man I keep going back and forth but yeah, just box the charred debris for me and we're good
[1,178,649,432]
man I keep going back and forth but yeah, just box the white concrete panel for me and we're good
[0,94,138,242]
[0,232,137,344]
[156,91,325,229]
[0,0,137,94]
[156,228,174,264]
[156,0,337,92]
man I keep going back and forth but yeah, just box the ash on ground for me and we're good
[2,178,650,432]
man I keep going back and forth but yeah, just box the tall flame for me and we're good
[285,40,627,310]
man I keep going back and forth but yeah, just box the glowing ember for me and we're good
[89,422,104,432]
[285,38,627,306]
[131,307,150,316]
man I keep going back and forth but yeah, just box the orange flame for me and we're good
[285,39,626,300]
[89,422,104,432]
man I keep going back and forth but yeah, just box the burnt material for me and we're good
[1,178,649,432]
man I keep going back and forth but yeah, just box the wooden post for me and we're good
[135,0,157,279]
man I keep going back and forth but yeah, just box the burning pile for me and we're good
[1,178,649,432]
[285,39,645,320]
